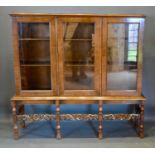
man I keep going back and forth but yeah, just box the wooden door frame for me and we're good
[12,16,57,96]
[57,16,102,96]
[102,17,145,96]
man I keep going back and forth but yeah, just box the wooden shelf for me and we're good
[65,64,94,67]
[64,39,92,41]
[108,37,138,42]
[21,64,50,67]
[10,13,146,18]
[19,38,50,41]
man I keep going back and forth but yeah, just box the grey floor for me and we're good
[1,119,155,148]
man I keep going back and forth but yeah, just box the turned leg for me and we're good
[18,104,26,128]
[56,100,61,139]
[11,100,19,140]
[98,100,103,139]
[139,101,145,138]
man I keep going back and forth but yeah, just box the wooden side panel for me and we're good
[137,19,145,95]
[12,17,22,95]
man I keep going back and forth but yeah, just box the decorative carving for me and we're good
[17,113,139,121]
[61,114,98,120]
[17,114,55,122]
[104,114,139,120]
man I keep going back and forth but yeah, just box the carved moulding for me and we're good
[17,113,139,122]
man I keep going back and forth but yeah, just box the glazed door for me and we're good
[102,17,145,96]
[12,16,57,96]
[57,17,102,96]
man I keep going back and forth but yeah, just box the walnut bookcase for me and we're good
[10,13,146,139]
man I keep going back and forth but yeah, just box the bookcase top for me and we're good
[10,13,146,18]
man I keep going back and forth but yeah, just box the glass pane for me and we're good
[18,23,51,90]
[128,43,137,51]
[63,23,95,90]
[19,40,50,64]
[107,23,139,90]
[21,66,51,90]
[18,23,49,38]
[129,24,139,31]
